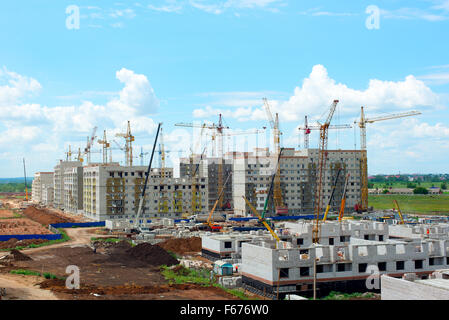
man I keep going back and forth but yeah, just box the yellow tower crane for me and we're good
[97,130,111,164]
[65,145,72,161]
[158,126,169,214]
[355,107,421,212]
[313,100,339,244]
[76,147,83,163]
[116,120,135,166]
[263,98,287,215]
[83,126,97,164]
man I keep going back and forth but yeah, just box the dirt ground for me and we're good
[22,206,76,226]
[0,229,239,300]
[0,209,16,218]
[0,218,53,235]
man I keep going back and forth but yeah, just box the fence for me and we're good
[0,234,62,241]
[49,221,105,229]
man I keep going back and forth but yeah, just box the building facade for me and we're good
[53,160,82,210]
[31,172,54,204]
[82,164,209,221]
[233,148,362,216]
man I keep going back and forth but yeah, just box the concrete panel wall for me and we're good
[381,275,449,300]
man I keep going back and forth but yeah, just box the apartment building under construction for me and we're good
[82,163,209,221]
[233,147,362,216]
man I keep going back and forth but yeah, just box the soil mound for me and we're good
[126,243,179,266]
[157,237,202,255]
[0,238,49,249]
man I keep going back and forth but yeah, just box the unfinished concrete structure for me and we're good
[201,231,272,261]
[82,163,209,221]
[232,148,362,217]
[240,220,449,298]
[382,270,449,300]
[31,172,54,204]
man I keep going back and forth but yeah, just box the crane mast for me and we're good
[356,107,421,212]
[313,99,339,244]
[263,98,285,213]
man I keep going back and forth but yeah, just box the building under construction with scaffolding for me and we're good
[232,147,363,217]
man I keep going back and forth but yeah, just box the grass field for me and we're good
[369,194,449,215]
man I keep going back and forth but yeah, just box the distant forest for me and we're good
[0,183,30,193]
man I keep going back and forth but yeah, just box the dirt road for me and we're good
[0,273,58,300]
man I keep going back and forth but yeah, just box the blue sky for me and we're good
[0,0,449,177]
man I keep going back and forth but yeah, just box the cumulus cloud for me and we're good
[0,67,160,174]
[0,67,41,107]
[193,64,441,123]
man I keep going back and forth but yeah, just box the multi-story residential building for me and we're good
[180,155,233,212]
[64,166,84,214]
[82,164,208,221]
[41,184,54,206]
[233,148,362,216]
[31,172,54,204]
[53,160,82,210]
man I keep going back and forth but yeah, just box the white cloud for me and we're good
[193,64,441,123]
[0,67,41,107]
[0,67,160,171]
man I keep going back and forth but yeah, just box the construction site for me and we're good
[3,98,449,301]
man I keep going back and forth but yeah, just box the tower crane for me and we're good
[355,107,421,212]
[115,120,135,166]
[176,116,230,210]
[313,99,339,244]
[298,116,352,150]
[97,130,111,164]
[84,126,97,164]
[158,126,169,214]
[76,147,83,163]
[139,147,149,166]
[65,145,72,161]
[262,98,287,215]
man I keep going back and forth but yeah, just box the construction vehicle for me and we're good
[322,168,342,222]
[355,107,421,212]
[23,158,28,202]
[338,173,350,221]
[131,123,161,234]
[243,196,280,247]
[313,100,339,244]
[263,98,287,215]
[199,173,232,232]
[393,199,405,224]
[260,147,284,222]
